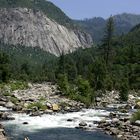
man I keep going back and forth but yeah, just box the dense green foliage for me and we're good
[0,0,73,27]
[27,102,47,111]
[131,110,140,123]
[74,13,140,43]
[57,74,94,106]
[0,44,57,82]
[119,79,129,101]
[56,21,139,103]
[0,52,10,82]
[0,19,139,104]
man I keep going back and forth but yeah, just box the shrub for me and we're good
[131,110,140,123]
[119,79,129,101]
[10,81,28,91]
[10,97,19,104]
[27,102,47,111]
[3,92,11,96]
[57,74,70,95]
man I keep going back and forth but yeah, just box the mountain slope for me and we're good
[122,23,140,45]
[0,0,93,56]
[75,13,140,43]
[0,0,73,27]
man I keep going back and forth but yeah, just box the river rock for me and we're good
[0,101,6,106]
[52,104,59,111]
[12,105,22,111]
[44,109,53,114]
[5,101,15,108]
[67,119,73,122]
[23,122,29,125]
[0,98,7,102]
[0,112,15,120]
[79,121,87,127]
[30,111,42,117]
[46,102,52,109]
[109,112,117,118]
[134,102,140,109]
[134,120,140,126]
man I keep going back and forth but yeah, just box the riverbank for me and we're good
[0,83,85,115]
[0,123,7,140]
[0,82,140,140]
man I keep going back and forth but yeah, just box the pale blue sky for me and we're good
[49,0,140,19]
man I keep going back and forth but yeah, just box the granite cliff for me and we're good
[0,7,93,56]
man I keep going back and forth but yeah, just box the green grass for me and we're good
[10,81,28,91]
[0,81,28,91]
[27,102,47,111]
[135,99,140,103]
[3,92,11,96]
[10,97,19,104]
[131,110,140,123]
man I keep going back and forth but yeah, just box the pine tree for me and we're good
[102,16,114,65]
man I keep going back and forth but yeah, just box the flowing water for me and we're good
[0,107,116,140]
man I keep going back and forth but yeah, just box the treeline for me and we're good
[0,44,57,82]
[55,17,139,104]
[0,17,140,105]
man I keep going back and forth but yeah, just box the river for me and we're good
[0,107,116,140]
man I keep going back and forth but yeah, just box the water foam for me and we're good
[1,108,110,132]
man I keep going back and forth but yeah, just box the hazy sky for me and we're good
[49,0,140,19]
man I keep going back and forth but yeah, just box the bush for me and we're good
[10,97,19,104]
[57,74,70,95]
[3,92,11,96]
[119,79,129,101]
[131,110,140,123]
[10,81,28,91]
[27,102,47,111]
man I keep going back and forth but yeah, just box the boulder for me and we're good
[1,113,9,120]
[124,104,132,110]
[46,102,52,109]
[134,102,140,109]
[5,101,15,108]
[79,121,87,127]
[12,105,22,111]
[44,109,53,114]
[95,97,101,102]
[64,106,71,111]
[0,101,6,106]
[119,109,128,113]
[110,128,119,135]
[109,112,117,118]
[52,104,59,111]
[32,106,38,112]
[30,111,41,117]
[23,122,29,125]
[1,112,15,120]
[25,109,32,114]
[67,119,73,122]
[28,83,33,88]
[134,120,140,126]
[0,98,7,102]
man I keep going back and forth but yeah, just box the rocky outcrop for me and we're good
[0,8,93,56]
[0,124,7,140]
[98,118,140,140]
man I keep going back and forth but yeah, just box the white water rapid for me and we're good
[0,107,110,133]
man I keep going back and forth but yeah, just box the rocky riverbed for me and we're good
[0,83,85,116]
[0,83,140,140]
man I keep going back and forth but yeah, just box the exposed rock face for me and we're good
[0,8,93,56]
